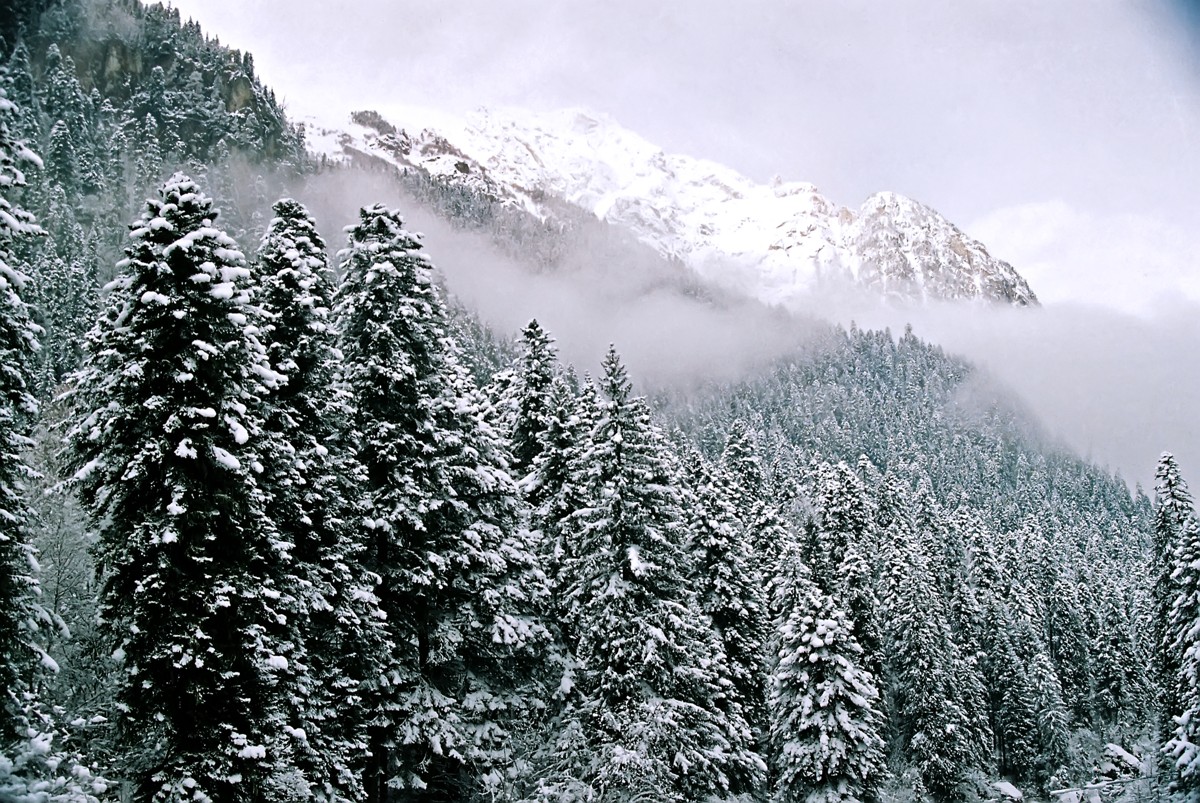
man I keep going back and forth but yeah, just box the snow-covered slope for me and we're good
[306,106,1037,307]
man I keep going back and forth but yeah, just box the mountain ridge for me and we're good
[305,105,1038,308]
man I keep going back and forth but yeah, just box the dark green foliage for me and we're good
[768,551,886,803]
[255,198,384,802]
[549,348,762,800]
[65,174,306,801]
[333,204,548,802]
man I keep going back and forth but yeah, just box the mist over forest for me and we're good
[294,167,1200,489]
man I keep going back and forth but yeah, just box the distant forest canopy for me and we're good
[0,3,1195,803]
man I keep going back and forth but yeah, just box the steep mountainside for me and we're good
[307,106,1037,308]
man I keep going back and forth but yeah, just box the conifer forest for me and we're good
[0,2,1195,802]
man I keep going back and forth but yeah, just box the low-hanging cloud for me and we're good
[294,168,1199,489]
[969,201,1200,313]
[295,169,819,388]
[809,293,1200,489]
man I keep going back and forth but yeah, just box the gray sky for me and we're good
[170,0,1200,483]
[169,0,1200,311]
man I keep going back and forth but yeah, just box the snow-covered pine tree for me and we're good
[333,204,548,802]
[768,548,886,803]
[255,198,384,802]
[64,174,308,802]
[1045,572,1093,724]
[1156,452,1198,736]
[1027,651,1069,788]
[0,79,46,737]
[554,347,762,800]
[1157,454,1200,797]
[719,418,767,522]
[0,74,104,803]
[1,42,39,143]
[681,447,770,748]
[879,512,991,801]
[509,318,558,479]
[524,374,588,638]
[1089,572,1148,726]
[804,461,871,591]
[750,501,801,602]
[961,519,1043,784]
[806,460,881,675]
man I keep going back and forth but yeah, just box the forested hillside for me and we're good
[0,3,1194,803]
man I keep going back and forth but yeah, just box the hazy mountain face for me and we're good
[295,105,1200,487]
[307,106,1038,308]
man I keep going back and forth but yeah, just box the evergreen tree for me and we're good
[2,41,38,143]
[1090,577,1147,726]
[65,174,307,802]
[1157,454,1200,797]
[1156,452,1197,734]
[879,524,991,801]
[509,318,557,478]
[682,448,770,745]
[0,158,41,726]
[807,461,882,674]
[804,461,871,593]
[1028,651,1069,788]
[523,374,588,636]
[750,501,800,597]
[333,204,547,802]
[1044,572,1094,724]
[719,418,766,519]
[553,347,762,800]
[767,549,886,803]
[961,523,1040,783]
[255,198,384,802]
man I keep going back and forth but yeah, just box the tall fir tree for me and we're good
[681,447,770,746]
[803,461,871,594]
[879,518,991,801]
[255,198,385,802]
[1027,651,1069,789]
[508,318,558,479]
[333,204,548,802]
[523,374,588,638]
[1156,452,1197,732]
[806,460,881,676]
[767,548,886,803]
[64,174,308,802]
[719,418,767,521]
[551,347,762,800]
[1157,453,1200,797]
[0,81,45,733]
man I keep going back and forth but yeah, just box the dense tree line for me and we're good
[1,0,307,397]
[0,2,1194,803]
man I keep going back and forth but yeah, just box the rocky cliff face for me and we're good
[308,106,1037,308]
[851,192,1037,305]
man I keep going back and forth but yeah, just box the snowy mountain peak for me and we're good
[307,105,1037,308]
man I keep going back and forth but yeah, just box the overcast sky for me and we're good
[164,0,1199,481]
[167,0,1200,311]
